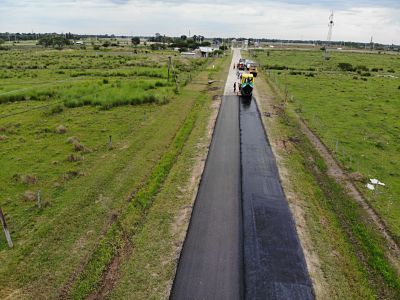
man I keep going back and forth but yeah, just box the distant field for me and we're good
[0,46,226,298]
[254,49,400,241]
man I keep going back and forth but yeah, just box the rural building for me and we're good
[199,46,218,57]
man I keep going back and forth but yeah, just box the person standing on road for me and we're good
[233,82,236,93]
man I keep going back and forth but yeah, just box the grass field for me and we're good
[253,49,400,241]
[0,46,228,298]
[251,49,400,298]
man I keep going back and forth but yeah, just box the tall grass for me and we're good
[63,80,171,109]
[0,89,58,104]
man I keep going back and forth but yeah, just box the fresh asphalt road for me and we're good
[240,98,313,299]
[170,94,243,300]
[171,50,313,299]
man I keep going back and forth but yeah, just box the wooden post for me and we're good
[108,135,112,150]
[37,190,41,209]
[168,56,171,82]
[0,207,13,248]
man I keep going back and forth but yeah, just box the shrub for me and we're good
[356,65,369,71]
[67,136,79,144]
[21,175,38,185]
[388,69,395,73]
[49,104,64,115]
[73,141,85,151]
[67,154,84,162]
[338,62,354,71]
[23,191,37,201]
[55,125,67,134]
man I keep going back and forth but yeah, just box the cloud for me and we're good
[0,0,398,44]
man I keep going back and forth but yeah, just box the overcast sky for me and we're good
[0,0,399,44]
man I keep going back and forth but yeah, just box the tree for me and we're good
[0,38,4,45]
[180,35,187,41]
[102,41,111,47]
[38,35,71,49]
[131,37,140,47]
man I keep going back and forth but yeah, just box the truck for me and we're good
[237,58,246,70]
[246,61,258,77]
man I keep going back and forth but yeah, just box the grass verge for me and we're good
[67,54,230,299]
[253,70,400,299]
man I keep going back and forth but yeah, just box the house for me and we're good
[199,46,218,57]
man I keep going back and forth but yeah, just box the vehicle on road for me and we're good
[239,73,254,97]
[237,58,246,70]
[246,61,258,77]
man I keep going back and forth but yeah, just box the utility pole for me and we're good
[324,11,334,60]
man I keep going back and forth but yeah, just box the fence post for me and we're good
[37,190,41,209]
[108,135,112,150]
[0,207,13,248]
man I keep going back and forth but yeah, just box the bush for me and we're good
[55,125,67,134]
[338,63,354,71]
[49,104,64,115]
[267,64,287,70]
[388,69,395,73]
[356,65,369,71]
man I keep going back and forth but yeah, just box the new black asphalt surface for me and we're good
[240,98,313,299]
[171,50,313,300]
[170,95,243,300]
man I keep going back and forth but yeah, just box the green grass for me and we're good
[0,47,224,299]
[251,58,400,298]
[69,53,231,299]
[253,49,400,243]
[109,52,231,300]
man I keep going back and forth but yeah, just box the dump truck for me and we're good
[237,58,246,70]
[246,61,258,77]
